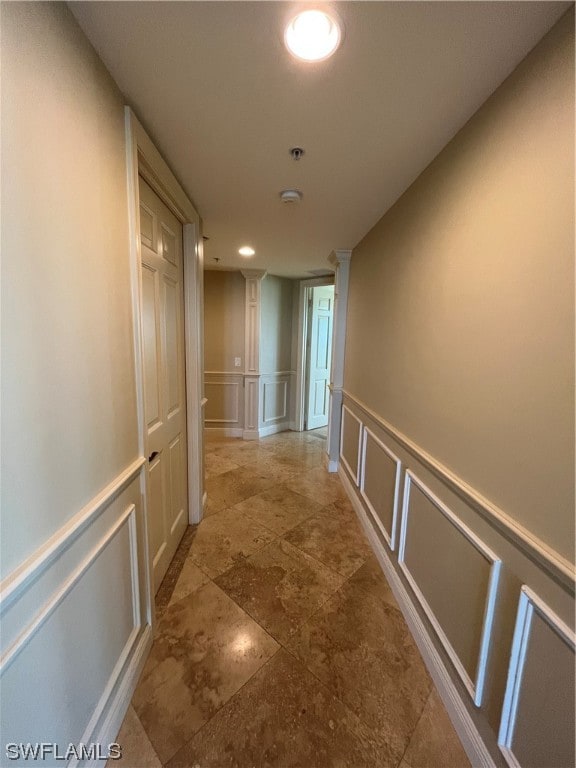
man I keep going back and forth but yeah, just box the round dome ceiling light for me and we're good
[238,246,255,257]
[284,10,342,62]
[280,189,303,204]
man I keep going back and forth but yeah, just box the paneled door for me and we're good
[306,285,334,430]
[139,177,188,591]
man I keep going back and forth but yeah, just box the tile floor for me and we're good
[112,430,471,768]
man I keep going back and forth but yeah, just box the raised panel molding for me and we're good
[204,380,241,424]
[338,465,496,768]
[360,426,402,550]
[498,587,575,768]
[263,378,288,423]
[339,405,362,485]
[398,471,502,707]
[0,504,141,675]
[0,460,151,767]
[342,389,573,590]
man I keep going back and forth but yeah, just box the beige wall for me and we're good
[1,2,139,576]
[344,11,574,562]
[261,275,294,375]
[203,270,245,372]
[1,1,149,757]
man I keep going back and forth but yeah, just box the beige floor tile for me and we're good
[188,506,276,578]
[108,706,161,768]
[204,465,276,514]
[403,689,471,768]
[204,452,240,478]
[233,485,323,535]
[133,581,279,764]
[215,538,346,644]
[284,466,349,505]
[283,506,372,577]
[286,577,432,763]
[168,558,210,606]
[166,649,396,768]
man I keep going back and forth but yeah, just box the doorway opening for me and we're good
[302,283,335,434]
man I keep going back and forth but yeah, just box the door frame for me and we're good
[294,276,335,432]
[125,109,205,608]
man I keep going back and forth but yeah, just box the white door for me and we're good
[306,285,334,430]
[139,177,188,592]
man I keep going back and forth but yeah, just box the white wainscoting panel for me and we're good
[498,586,575,768]
[0,468,151,767]
[360,427,402,550]
[204,373,244,434]
[263,379,287,423]
[398,471,501,706]
[339,405,362,485]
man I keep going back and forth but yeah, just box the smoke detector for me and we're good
[280,189,303,204]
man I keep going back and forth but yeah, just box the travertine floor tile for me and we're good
[204,452,240,478]
[233,485,323,535]
[168,558,210,606]
[188,507,276,578]
[403,689,471,768]
[283,505,372,577]
[204,465,276,514]
[109,706,161,768]
[286,576,432,763]
[166,649,396,768]
[215,538,346,644]
[284,466,349,505]
[133,581,279,764]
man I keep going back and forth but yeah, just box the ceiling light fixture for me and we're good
[238,246,255,257]
[284,9,342,62]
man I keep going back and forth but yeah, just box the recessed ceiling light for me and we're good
[284,10,342,62]
[238,246,255,257]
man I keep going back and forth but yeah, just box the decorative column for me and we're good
[326,250,352,471]
[241,270,266,439]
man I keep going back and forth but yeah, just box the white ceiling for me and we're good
[71,1,570,278]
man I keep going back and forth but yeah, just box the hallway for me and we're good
[114,431,470,768]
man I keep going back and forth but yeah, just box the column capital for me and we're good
[328,249,352,267]
[241,269,267,280]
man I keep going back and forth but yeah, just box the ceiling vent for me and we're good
[280,189,303,204]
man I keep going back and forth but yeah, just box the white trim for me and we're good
[327,251,351,469]
[339,404,362,486]
[258,421,292,438]
[398,471,501,707]
[0,457,145,613]
[84,625,153,768]
[337,467,496,768]
[498,586,576,768]
[0,505,139,675]
[342,389,574,591]
[125,107,204,532]
[359,426,402,550]
[242,429,260,440]
[295,276,335,432]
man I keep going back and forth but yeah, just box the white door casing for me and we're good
[306,285,334,430]
[139,177,188,591]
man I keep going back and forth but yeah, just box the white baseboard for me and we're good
[327,459,339,473]
[86,625,153,767]
[205,427,243,438]
[258,421,292,438]
[338,467,497,768]
[242,428,260,440]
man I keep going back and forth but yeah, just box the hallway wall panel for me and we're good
[1,3,151,761]
[341,11,574,768]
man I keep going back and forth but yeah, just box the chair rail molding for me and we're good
[327,249,352,472]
